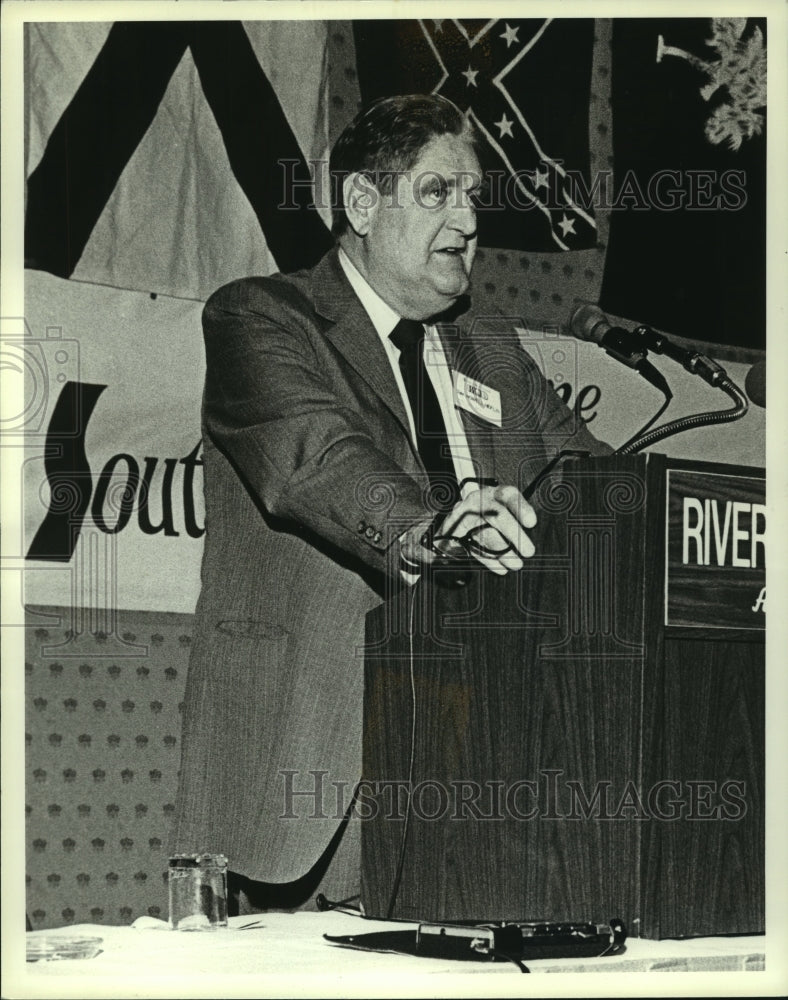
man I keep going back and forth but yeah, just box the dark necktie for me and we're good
[389,319,458,511]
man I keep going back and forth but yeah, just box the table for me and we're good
[8,912,770,998]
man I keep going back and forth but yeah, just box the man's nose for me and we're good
[448,196,477,236]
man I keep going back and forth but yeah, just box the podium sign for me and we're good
[361,455,765,939]
[665,469,766,629]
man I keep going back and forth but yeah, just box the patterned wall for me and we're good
[25,611,191,928]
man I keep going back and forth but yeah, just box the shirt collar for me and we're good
[338,246,405,340]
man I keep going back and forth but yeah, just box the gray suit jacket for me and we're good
[172,247,610,882]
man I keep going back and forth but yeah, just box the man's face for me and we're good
[357,132,481,320]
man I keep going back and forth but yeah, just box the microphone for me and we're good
[570,304,731,390]
[569,304,648,369]
[569,304,670,396]
[744,360,765,408]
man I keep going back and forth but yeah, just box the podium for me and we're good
[360,455,765,939]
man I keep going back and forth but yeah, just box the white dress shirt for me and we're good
[338,248,478,497]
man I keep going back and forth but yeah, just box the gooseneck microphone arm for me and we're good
[617,369,748,454]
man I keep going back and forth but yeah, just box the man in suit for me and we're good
[172,94,610,912]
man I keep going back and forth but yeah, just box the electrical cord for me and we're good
[359,578,630,971]
[616,389,672,453]
[384,583,420,920]
[315,892,362,915]
[470,941,531,972]
[380,586,532,972]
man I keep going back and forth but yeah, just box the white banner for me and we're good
[15,269,764,615]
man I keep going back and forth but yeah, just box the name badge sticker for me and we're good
[453,372,502,427]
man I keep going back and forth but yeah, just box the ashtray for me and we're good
[26,935,103,962]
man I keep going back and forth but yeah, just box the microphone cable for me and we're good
[616,388,672,453]
[381,583,531,971]
[384,581,420,920]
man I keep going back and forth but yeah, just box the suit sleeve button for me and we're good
[357,521,366,533]
[365,526,376,538]
[373,532,382,544]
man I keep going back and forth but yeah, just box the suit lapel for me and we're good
[311,249,413,441]
[435,318,501,486]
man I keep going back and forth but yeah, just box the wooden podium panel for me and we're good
[639,637,764,937]
[360,455,764,939]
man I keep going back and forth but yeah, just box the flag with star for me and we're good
[353,18,598,252]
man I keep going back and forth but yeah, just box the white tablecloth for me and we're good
[9,912,769,998]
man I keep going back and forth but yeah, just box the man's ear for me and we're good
[343,172,379,236]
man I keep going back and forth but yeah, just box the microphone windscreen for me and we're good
[744,360,766,408]
[569,303,608,344]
